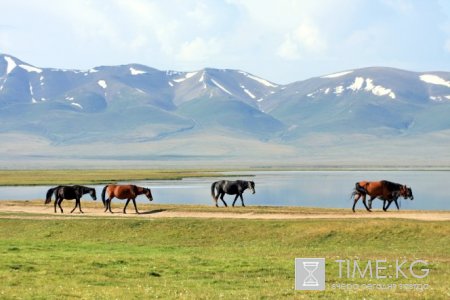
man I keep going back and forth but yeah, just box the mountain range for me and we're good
[1,53,450,166]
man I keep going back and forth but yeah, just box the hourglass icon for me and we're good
[302,261,319,287]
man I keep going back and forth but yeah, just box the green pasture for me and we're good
[0,169,225,186]
[0,213,448,299]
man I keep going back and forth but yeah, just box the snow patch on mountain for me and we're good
[185,72,198,79]
[19,64,42,73]
[334,86,344,95]
[238,71,278,87]
[71,103,83,109]
[348,77,365,91]
[240,85,256,99]
[430,95,450,102]
[97,80,107,89]
[29,83,38,103]
[307,77,396,99]
[364,78,395,99]
[199,72,205,82]
[420,74,450,88]
[4,56,17,75]
[173,71,198,83]
[372,85,395,98]
[211,79,232,95]
[322,70,353,78]
[129,67,146,75]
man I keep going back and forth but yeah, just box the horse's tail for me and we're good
[351,182,367,199]
[45,187,57,204]
[101,185,108,207]
[211,182,218,202]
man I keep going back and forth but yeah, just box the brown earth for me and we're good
[0,201,449,221]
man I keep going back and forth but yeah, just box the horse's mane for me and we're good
[381,180,402,192]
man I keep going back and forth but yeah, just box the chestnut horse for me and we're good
[351,180,413,212]
[101,184,153,214]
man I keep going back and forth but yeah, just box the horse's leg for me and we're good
[239,194,245,207]
[352,194,361,212]
[362,194,371,212]
[58,198,64,213]
[219,193,227,207]
[108,198,114,213]
[132,198,139,214]
[232,195,239,207]
[394,199,400,210]
[70,199,78,213]
[54,196,58,213]
[384,200,395,211]
[123,199,131,214]
[383,200,390,211]
[78,197,84,213]
[368,196,375,209]
[104,198,109,212]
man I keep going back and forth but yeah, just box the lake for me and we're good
[0,171,448,210]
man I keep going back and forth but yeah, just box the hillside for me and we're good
[1,54,450,166]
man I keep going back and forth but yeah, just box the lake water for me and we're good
[0,171,449,210]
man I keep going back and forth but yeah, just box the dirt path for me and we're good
[0,202,449,221]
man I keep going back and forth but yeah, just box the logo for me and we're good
[295,258,325,290]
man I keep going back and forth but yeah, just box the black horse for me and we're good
[211,180,255,207]
[45,185,97,213]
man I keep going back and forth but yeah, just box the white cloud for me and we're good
[277,36,300,60]
[277,21,326,60]
[177,37,222,62]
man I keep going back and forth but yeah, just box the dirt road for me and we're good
[0,202,449,221]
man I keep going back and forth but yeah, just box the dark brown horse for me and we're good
[45,185,97,213]
[211,180,255,207]
[101,184,153,214]
[351,180,413,212]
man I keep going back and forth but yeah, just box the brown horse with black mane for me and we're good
[351,180,413,212]
[101,184,153,214]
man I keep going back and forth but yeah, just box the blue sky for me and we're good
[1,0,449,84]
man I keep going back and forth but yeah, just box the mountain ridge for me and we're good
[1,53,450,164]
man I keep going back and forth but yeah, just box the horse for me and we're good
[101,184,153,214]
[45,185,97,213]
[211,180,255,207]
[351,180,413,212]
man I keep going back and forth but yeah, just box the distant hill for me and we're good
[1,54,450,166]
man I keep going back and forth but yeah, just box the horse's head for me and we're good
[400,185,414,200]
[90,188,97,201]
[144,188,153,201]
[248,181,255,194]
[406,186,414,200]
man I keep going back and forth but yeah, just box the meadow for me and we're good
[0,209,448,299]
[0,169,224,186]
[0,169,448,299]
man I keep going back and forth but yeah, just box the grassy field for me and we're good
[0,169,227,186]
[0,213,448,299]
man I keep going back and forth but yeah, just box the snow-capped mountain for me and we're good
[1,53,450,164]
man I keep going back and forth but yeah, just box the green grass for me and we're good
[0,216,448,299]
[0,169,227,186]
